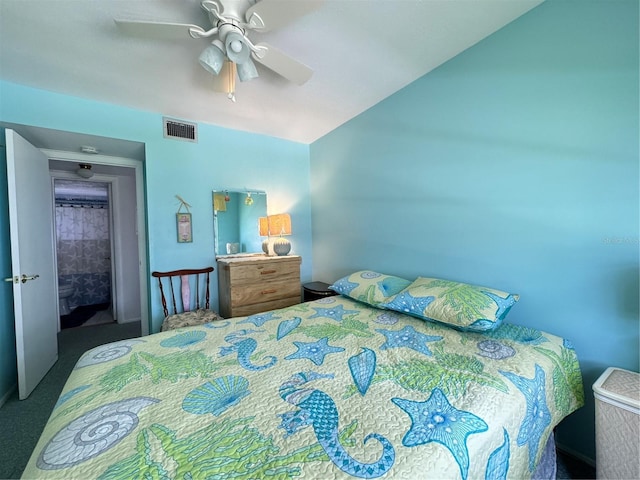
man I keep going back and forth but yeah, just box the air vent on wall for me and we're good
[163,117,197,143]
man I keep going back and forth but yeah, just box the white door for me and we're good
[5,129,58,400]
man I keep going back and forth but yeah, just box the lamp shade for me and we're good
[268,213,291,236]
[237,58,259,82]
[258,217,269,236]
[198,40,225,75]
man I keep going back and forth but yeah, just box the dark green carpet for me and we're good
[0,321,141,480]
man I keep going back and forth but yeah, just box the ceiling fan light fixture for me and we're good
[229,39,243,53]
[115,0,320,94]
[237,58,258,82]
[224,31,250,64]
[199,40,225,75]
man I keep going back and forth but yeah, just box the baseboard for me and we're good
[117,316,141,325]
[0,383,17,408]
[556,442,596,467]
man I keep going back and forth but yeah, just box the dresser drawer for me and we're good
[230,296,300,317]
[230,278,300,306]
[217,255,302,318]
[227,260,300,283]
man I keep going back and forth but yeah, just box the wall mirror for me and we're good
[213,189,267,257]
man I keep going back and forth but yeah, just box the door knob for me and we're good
[20,274,40,283]
[4,274,40,284]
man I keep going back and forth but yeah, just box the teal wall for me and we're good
[310,0,639,462]
[0,128,17,400]
[0,81,312,399]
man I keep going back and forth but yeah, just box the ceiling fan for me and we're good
[115,0,322,101]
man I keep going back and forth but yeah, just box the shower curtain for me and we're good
[56,205,111,309]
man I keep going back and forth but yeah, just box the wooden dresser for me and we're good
[217,255,302,318]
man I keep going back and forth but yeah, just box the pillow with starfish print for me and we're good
[329,270,411,308]
[380,277,519,332]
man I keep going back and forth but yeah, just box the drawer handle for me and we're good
[260,270,277,275]
[262,289,277,294]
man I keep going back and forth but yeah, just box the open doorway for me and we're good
[53,179,114,329]
[49,159,144,334]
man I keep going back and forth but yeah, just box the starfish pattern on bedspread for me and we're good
[483,291,517,321]
[500,364,552,471]
[329,278,359,295]
[382,291,435,316]
[285,338,345,365]
[309,305,359,322]
[392,388,488,480]
[309,305,358,322]
[376,325,442,356]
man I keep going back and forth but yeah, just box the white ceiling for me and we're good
[0,0,542,145]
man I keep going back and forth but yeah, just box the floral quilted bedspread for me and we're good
[23,296,584,479]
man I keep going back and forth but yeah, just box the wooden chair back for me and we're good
[151,267,214,318]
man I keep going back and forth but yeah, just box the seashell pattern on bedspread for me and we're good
[23,296,584,479]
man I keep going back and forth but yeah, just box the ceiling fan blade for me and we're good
[252,43,313,85]
[114,19,206,40]
[245,0,324,32]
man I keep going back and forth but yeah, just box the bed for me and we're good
[23,271,584,479]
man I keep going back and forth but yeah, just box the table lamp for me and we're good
[268,213,292,256]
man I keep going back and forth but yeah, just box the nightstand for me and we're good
[217,255,301,318]
[303,281,338,302]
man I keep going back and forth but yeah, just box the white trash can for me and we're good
[592,367,640,480]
